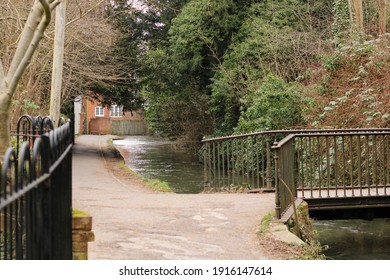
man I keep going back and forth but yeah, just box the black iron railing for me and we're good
[1,116,73,260]
[272,130,390,219]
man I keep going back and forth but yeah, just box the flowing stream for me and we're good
[313,218,390,260]
[113,136,204,193]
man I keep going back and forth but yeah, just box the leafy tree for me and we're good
[103,0,190,116]
[140,0,253,139]
[235,74,304,133]
[209,0,332,135]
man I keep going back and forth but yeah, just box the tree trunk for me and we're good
[50,1,66,127]
[0,95,11,156]
[352,0,364,33]
[378,0,388,34]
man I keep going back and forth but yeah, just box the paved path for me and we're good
[72,135,275,260]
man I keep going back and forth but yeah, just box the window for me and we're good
[95,106,104,117]
[110,104,123,117]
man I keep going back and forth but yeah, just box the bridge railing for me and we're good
[202,131,282,192]
[1,116,73,259]
[202,128,390,193]
[202,130,318,192]
[272,130,390,219]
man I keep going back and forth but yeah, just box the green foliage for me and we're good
[168,0,250,73]
[140,0,253,139]
[11,99,40,115]
[72,209,90,217]
[117,160,173,192]
[108,0,336,138]
[209,0,332,135]
[142,82,211,140]
[144,179,173,193]
[294,203,327,260]
[103,0,190,120]
[235,75,304,133]
[319,52,345,72]
[257,212,274,236]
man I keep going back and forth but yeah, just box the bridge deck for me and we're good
[297,186,390,211]
[297,186,390,199]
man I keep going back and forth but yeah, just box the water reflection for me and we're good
[113,136,204,193]
[313,219,390,260]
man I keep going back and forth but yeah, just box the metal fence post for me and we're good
[263,136,274,192]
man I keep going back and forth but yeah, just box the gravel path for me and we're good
[72,135,275,260]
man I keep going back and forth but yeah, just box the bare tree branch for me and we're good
[8,0,58,95]
[40,0,52,23]
[66,0,105,27]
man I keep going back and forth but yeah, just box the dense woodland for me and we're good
[1,0,389,141]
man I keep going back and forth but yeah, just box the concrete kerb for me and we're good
[268,222,305,246]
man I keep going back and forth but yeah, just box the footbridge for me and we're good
[202,128,390,220]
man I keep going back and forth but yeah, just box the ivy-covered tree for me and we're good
[209,0,332,135]
[333,0,388,40]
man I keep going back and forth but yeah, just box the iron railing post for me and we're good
[263,135,274,192]
[203,141,208,189]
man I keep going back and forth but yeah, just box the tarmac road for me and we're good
[72,135,275,260]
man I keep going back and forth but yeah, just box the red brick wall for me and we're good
[89,118,111,135]
[78,96,146,135]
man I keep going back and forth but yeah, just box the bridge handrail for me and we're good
[272,130,390,149]
[202,128,390,193]
[202,128,390,143]
[272,130,390,219]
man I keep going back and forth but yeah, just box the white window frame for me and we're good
[110,104,123,117]
[95,106,104,117]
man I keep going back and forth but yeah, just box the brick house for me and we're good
[74,96,148,135]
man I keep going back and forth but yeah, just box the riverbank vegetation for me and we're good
[105,0,389,141]
[257,211,326,260]
[118,161,173,192]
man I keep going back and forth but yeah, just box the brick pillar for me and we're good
[72,212,95,260]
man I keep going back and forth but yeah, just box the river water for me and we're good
[113,136,204,193]
[313,219,390,260]
[113,136,390,259]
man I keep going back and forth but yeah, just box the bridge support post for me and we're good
[273,143,281,219]
[262,136,275,193]
[203,142,209,190]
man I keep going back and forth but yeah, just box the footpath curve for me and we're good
[72,135,275,260]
